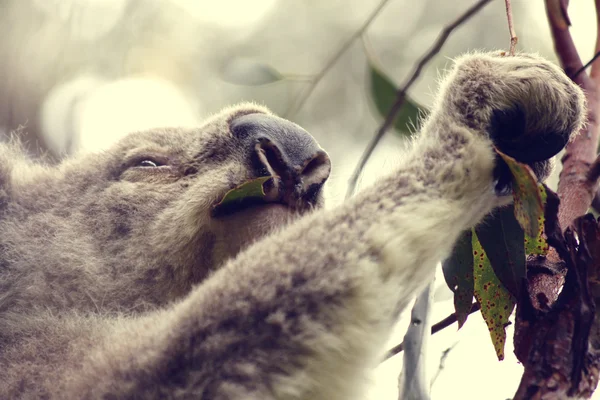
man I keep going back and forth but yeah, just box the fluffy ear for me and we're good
[0,140,30,210]
[0,142,13,211]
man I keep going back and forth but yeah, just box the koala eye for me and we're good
[137,159,163,168]
[133,157,172,168]
[123,155,171,173]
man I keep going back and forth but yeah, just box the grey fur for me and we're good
[0,52,585,399]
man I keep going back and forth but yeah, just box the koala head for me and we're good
[0,103,330,311]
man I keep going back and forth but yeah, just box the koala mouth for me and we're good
[212,141,329,218]
[211,175,324,218]
[211,177,285,217]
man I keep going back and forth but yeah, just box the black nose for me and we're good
[230,113,331,206]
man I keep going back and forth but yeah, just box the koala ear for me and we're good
[0,141,21,210]
[0,147,11,210]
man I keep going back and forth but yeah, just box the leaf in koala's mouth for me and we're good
[212,176,278,216]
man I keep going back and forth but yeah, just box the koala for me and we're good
[0,52,585,399]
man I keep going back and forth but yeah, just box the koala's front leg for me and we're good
[64,53,585,400]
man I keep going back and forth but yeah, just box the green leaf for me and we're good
[475,206,525,299]
[524,184,550,256]
[369,65,428,135]
[496,149,543,236]
[472,229,516,361]
[442,230,474,328]
[212,177,272,212]
[222,58,284,86]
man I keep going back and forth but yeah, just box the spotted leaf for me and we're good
[472,229,516,361]
[524,184,550,256]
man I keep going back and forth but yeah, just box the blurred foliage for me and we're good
[368,64,428,136]
[222,58,284,86]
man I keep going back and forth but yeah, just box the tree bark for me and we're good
[513,1,600,398]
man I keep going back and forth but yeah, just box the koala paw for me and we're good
[443,52,586,184]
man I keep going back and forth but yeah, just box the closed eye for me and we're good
[127,155,171,169]
[119,154,180,182]
[137,159,164,168]
[121,154,173,176]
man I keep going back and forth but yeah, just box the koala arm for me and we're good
[64,110,498,400]
[61,54,583,400]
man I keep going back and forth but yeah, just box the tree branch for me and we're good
[571,50,600,79]
[345,0,493,199]
[513,1,600,398]
[552,4,600,233]
[398,281,434,400]
[383,302,481,361]
[504,0,518,56]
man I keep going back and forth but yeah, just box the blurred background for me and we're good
[1,0,598,398]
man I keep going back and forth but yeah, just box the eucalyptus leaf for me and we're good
[212,176,272,214]
[525,184,550,256]
[472,229,516,361]
[496,149,543,236]
[475,206,525,299]
[369,65,427,135]
[442,230,474,328]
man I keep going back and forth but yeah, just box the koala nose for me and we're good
[230,113,331,204]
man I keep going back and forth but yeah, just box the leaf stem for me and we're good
[570,50,600,79]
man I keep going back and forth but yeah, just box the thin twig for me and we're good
[284,0,392,118]
[382,302,481,361]
[345,0,494,199]
[570,50,600,79]
[430,342,459,387]
[505,0,518,55]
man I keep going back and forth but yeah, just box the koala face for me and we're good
[1,103,330,311]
